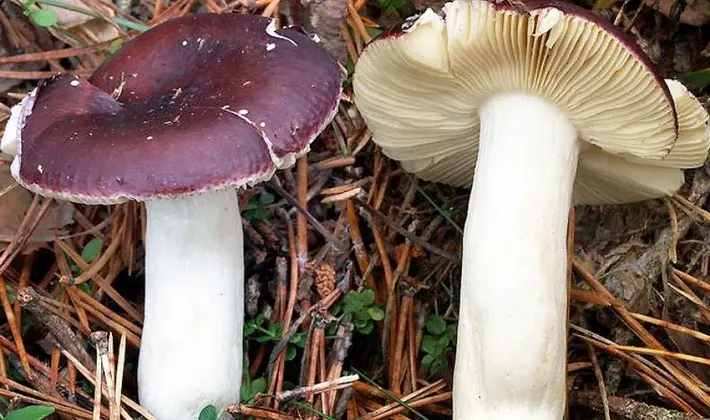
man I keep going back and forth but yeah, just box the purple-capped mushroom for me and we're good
[2,13,341,419]
[353,0,709,418]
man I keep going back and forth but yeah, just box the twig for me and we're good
[574,331,702,414]
[0,275,31,380]
[611,345,710,366]
[325,321,353,413]
[13,253,34,328]
[346,199,373,290]
[570,288,612,306]
[227,404,293,419]
[0,386,93,418]
[0,335,89,402]
[17,287,95,371]
[0,42,112,64]
[269,209,298,405]
[115,333,127,416]
[390,292,412,393]
[54,240,142,322]
[297,157,309,268]
[407,297,418,392]
[352,368,431,420]
[91,331,119,419]
[276,374,359,402]
[367,392,452,420]
[586,343,611,420]
[359,378,448,420]
[269,180,348,251]
[296,157,312,325]
[313,156,356,171]
[65,289,142,347]
[0,195,53,380]
[321,187,362,203]
[304,316,325,403]
[67,286,142,334]
[672,269,710,294]
[386,221,417,389]
[630,312,710,342]
[353,198,459,262]
[92,348,102,420]
[573,260,710,410]
[61,350,154,419]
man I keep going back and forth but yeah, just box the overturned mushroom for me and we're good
[353,1,709,418]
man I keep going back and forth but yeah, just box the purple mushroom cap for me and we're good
[9,13,341,204]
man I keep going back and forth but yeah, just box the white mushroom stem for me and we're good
[453,92,579,419]
[139,188,243,420]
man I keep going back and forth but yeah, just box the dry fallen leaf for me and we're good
[38,0,121,46]
[304,0,348,64]
[0,163,75,251]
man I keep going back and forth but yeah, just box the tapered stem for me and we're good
[139,188,244,420]
[453,93,579,419]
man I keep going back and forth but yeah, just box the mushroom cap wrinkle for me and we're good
[5,13,342,205]
[353,0,710,205]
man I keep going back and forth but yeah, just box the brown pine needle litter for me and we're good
[0,0,709,418]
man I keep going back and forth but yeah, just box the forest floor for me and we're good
[1,0,710,418]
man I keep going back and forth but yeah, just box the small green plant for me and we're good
[80,237,104,263]
[22,0,149,31]
[67,237,103,278]
[681,68,710,91]
[375,0,413,16]
[420,315,455,378]
[21,0,57,27]
[243,190,275,221]
[240,376,267,403]
[2,405,55,420]
[244,314,306,361]
[107,38,125,54]
[197,405,217,420]
[333,288,384,334]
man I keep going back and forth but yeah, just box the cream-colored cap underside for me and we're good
[353,0,710,205]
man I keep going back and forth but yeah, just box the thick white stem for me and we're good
[139,188,243,420]
[453,93,579,419]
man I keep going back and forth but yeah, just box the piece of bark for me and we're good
[573,390,705,420]
[17,287,95,371]
[303,0,348,64]
[645,0,710,26]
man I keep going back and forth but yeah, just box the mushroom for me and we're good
[2,13,341,419]
[352,1,709,418]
